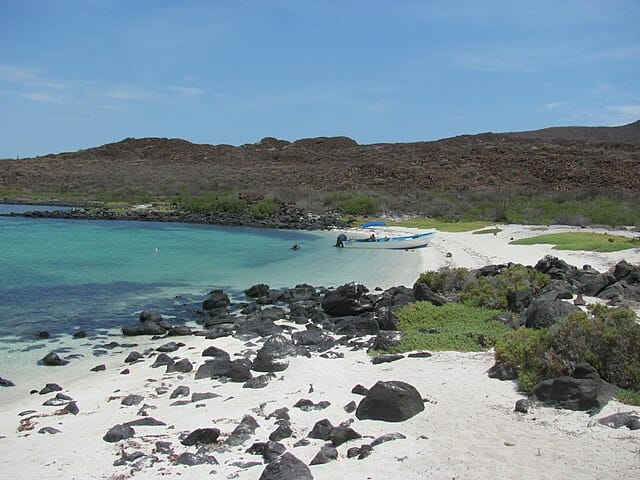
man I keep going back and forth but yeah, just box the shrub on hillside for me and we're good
[179,193,247,214]
[338,194,379,216]
[250,198,279,219]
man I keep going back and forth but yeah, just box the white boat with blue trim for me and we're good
[335,222,435,250]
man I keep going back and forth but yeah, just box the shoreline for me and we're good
[1,218,639,479]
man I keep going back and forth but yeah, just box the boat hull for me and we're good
[338,231,434,250]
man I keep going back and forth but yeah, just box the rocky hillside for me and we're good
[1,121,639,203]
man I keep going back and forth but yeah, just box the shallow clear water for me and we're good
[0,207,424,381]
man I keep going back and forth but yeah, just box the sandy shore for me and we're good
[1,224,639,480]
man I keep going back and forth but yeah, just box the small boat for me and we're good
[335,230,435,250]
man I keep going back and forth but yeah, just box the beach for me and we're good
[1,224,639,480]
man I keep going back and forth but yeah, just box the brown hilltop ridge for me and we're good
[1,121,639,199]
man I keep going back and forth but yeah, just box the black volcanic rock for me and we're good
[355,380,425,422]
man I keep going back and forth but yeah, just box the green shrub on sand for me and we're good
[495,305,640,393]
[384,302,510,353]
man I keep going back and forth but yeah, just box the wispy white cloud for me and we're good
[607,104,640,117]
[102,85,159,101]
[538,102,566,112]
[169,86,204,98]
[21,92,65,104]
[0,64,40,82]
[453,53,532,72]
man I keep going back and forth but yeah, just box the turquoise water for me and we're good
[0,207,424,380]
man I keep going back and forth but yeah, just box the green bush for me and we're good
[495,327,551,391]
[494,305,640,392]
[250,198,279,219]
[338,194,379,216]
[417,267,470,295]
[459,265,550,310]
[386,302,509,353]
[179,193,247,214]
[548,306,640,389]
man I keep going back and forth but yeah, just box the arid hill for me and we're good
[1,121,639,207]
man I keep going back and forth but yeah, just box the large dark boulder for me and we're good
[252,334,302,372]
[245,284,270,298]
[412,282,448,306]
[235,316,283,338]
[521,298,581,329]
[291,326,335,351]
[598,412,640,430]
[374,286,415,309]
[258,452,313,480]
[203,289,230,311]
[226,415,259,447]
[289,300,322,324]
[531,364,619,412]
[281,284,318,303]
[355,380,425,422]
[534,256,579,282]
[333,314,380,336]
[321,283,374,316]
[579,272,617,296]
[122,320,167,336]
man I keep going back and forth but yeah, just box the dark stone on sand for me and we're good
[328,426,362,446]
[598,412,640,430]
[344,400,357,413]
[38,427,61,434]
[124,351,143,363]
[73,330,87,338]
[39,383,63,395]
[243,374,272,389]
[308,419,334,440]
[90,364,106,371]
[351,384,369,396]
[181,427,220,446]
[120,368,130,375]
[0,377,15,387]
[124,417,166,427]
[258,452,313,480]
[247,441,286,463]
[167,357,193,374]
[370,432,406,447]
[42,352,69,366]
[293,398,330,411]
[64,401,79,415]
[191,392,220,402]
[515,399,529,413]
[37,331,50,339]
[103,424,135,443]
[170,385,190,399]
[407,351,433,358]
[157,341,180,353]
[310,445,338,465]
[269,421,293,441]
[355,380,425,422]
[371,354,404,364]
[151,353,174,368]
[226,415,260,446]
[121,394,144,406]
[155,441,173,455]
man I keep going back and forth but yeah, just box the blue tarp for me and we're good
[361,221,387,228]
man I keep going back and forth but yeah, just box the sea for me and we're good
[0,204,423,383]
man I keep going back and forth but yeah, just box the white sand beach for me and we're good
[1,224,639,480]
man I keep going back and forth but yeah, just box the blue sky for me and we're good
[1,0,639,158]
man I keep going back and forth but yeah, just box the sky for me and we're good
[1,0,639,158]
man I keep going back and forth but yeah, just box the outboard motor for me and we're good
[335,233,347,248]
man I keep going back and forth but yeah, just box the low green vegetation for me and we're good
[384,302,510,353]
[390,218,492,232]
[177,193,247,214]
[459,265,550,310]
[250,198,279,219]
[495,305,640,392]
[616,389,640,406]
[472,228,503,235]
[510,232,640,253]
[338,194,379,216]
